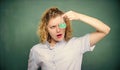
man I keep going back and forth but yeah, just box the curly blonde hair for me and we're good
[37,7,72,43]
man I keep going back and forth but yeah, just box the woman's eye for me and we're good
[50,26,55,29]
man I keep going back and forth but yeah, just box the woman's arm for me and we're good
[62,11,111,46]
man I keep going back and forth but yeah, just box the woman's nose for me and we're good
[56,26,60,33]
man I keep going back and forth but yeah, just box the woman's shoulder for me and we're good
[68,34,90,42]
[30,43,46,51]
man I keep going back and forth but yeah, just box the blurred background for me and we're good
[0,0,119,70]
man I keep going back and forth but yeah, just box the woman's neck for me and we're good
[49,39,57,47]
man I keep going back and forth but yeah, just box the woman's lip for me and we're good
[57,34,62,38]
[57,34,62,36]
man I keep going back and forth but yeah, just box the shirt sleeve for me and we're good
[72,34,95,53]
[28,48,39,70]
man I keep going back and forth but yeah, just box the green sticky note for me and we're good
[59,23,66,29]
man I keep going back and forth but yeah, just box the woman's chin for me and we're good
[56,38,64,42]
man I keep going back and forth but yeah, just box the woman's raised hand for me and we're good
[62,11,81,20]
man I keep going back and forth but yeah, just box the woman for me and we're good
[28,7,110,70]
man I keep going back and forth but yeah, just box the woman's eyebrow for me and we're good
[49,24,57,27]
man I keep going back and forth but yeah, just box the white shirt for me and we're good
[28,34,95,70]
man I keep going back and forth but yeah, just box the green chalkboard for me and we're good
[0,0,119,70]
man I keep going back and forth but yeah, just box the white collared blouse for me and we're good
[28,34,95,70]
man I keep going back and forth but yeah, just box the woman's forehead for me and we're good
[48,16,64,25]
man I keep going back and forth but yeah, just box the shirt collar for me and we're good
[45,40,66,50]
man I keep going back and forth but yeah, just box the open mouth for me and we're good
[57,34,62,38]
